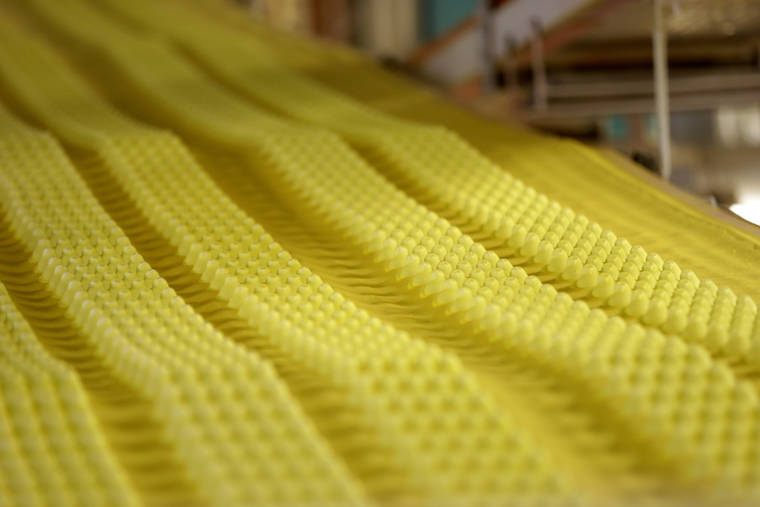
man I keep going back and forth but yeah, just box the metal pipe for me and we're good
[653,0,672,180]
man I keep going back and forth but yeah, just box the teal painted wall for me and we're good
[419,0,478,41]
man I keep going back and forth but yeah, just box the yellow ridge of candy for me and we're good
[0,279,138,506]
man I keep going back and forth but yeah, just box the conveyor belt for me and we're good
[0,0,759,505]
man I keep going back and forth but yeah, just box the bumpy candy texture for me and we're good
[0,0,759,505]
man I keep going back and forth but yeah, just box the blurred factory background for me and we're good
[240,0,760,227]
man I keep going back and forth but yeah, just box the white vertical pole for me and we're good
[653,0,672,180]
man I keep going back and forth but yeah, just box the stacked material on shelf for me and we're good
[0,0,758,505]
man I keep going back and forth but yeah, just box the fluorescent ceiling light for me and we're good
[730,199,760,226]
